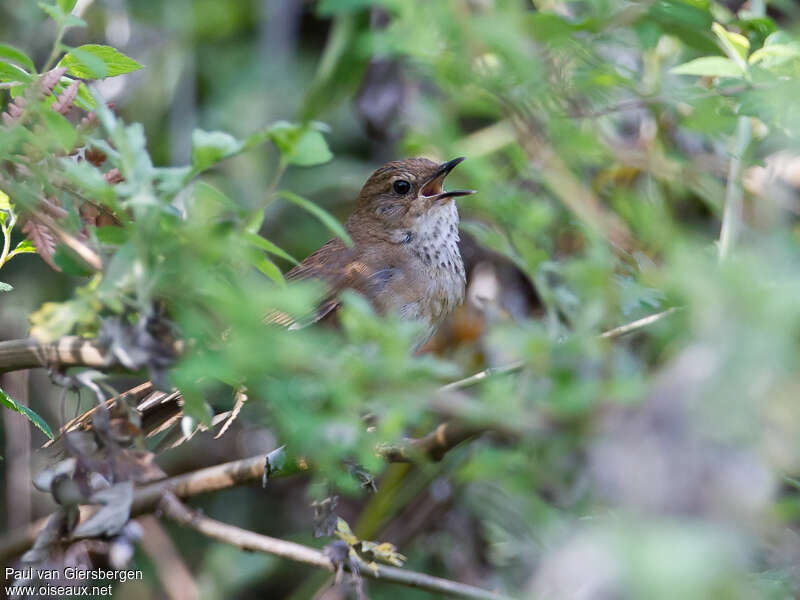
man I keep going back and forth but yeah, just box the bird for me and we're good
[282,156,475,348]
[49,158,475,452]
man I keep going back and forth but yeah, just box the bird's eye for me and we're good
[392,180,411,195]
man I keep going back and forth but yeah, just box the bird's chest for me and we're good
[402,204,466,328]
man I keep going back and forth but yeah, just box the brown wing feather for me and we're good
[281,238,354,326]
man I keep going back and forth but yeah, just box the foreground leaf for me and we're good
[0,387,54,439]
[58,44,142,79]
[671,56,744,78]
[278,190,353,247]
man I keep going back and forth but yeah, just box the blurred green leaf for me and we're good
[316,0,396,16]
[252,254,285,285]
[42,110,77,151]
[0,44,35,72]
[267,121,333,167]
[0,386,53,439]
[0,60,33,83]
[244,232,298,265]
[712,22,750,64]
[53,246,94,277]
[38,3,86,28]
[277,190,353,247]
[58,44,142,79]
[671,56,744,77]
[57,0,78,12]
[191,130,244,173]
[0,282,12,292]
[95,226,128,245]
[749,43,800,65]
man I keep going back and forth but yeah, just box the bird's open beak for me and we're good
[421,157,475,201]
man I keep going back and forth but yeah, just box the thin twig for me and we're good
[599,307,678,340]
[160,493,514,600]
[440,307,678,392]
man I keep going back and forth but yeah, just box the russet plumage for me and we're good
[285,157,474,346]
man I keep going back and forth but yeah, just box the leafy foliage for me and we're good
[2,0,800,598]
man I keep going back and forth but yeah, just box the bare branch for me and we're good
[441,307,678,392]
[160,493,514,600]
[0,336,111,373]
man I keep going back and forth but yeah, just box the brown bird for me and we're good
[49,158,474,453]
[284,157,475,348]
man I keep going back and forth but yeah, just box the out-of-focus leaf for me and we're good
[38,3,86,28]
[267,121,333,167]
[253,254,285,285]
[57,0,78,12]
[671,56,744,77]
[749,43,800,64]
[0,386,54,439]
[0,190,10,211]
[243,232,298,265]
[277,190,353,247]
[53,246,94,277]
[316,0,396,15]
[42,110,77,151]
[0,60,32,83]
[712,22,750,64]
[0,282,12,292]
[0,44,35,72]
[95,226,128,245]
[58,44,142,79]
[191,129,244,173]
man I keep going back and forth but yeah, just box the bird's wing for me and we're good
[273,238,398,328]
[268,238,354,328]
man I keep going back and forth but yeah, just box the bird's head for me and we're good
[350,157,474,240]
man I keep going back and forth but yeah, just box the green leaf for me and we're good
[0,282,12,292]
[277,190,353,247]
[42,110,77,152]
[74,81,96,110]
[267,121,333,167]
[11,240,36,255]
[0,387,53,439]
[95,226,128,245]
[243,232,299,265]
[712,22,750,66]
[671,56,744,78]
[0,60,33,84]
[749,43,800,64]
[0,44,35,72]
[191,130,244,172]
[58,0,78,12]
[0,190,11,211]
[53,246,94,277]
[38,3,86,28]
[58,44,142,79]
[253,254,286,285]
[316,0,396,15]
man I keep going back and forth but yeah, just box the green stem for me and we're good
[244,158,287,233]
[718,116,752,261]
[0,213,16,271]
[42,25,66,73]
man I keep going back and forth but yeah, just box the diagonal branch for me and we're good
[0,453,293,564]
[160,493,514,600]
[441,307,678,392]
